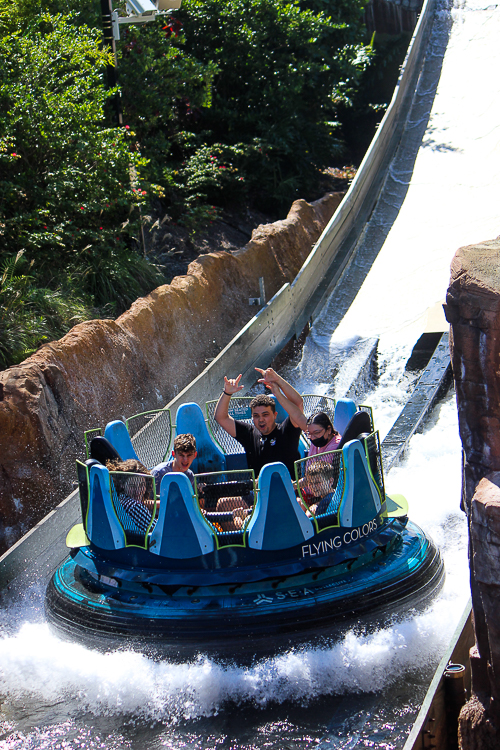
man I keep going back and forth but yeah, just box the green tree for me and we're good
[117,19,218,180]
[0,0,374,365]
[172,0,371,212]
[115,18,220,227]
[0,0,102,34]
[0,14,164,312]
[114,0,371,223]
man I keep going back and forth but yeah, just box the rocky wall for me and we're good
[444,238,500,748]
[0,193,342,554]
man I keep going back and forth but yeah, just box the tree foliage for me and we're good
[118,0,370,217]
[0,14,165,303]
[0,14,167,364]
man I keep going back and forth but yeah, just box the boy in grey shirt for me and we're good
[151,433,197,495]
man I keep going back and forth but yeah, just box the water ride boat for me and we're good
[45,394,444,658]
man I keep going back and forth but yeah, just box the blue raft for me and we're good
[45,396,444,658]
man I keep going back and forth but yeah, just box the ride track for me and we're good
[0,0,478,744]
[0,0,448,608]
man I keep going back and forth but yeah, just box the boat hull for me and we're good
[45,520,444,659]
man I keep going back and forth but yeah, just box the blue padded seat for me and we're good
[338,440,382,527]
[247,462,315,550]
[149,472,215,558]
[318,472,345,518]
[104,420,139,462]
[76,459,101,530]
[86,464,127,550]
[298,433,309,459]
[176,402,226,474]
[333,398,357,436]
[272,398,288,424]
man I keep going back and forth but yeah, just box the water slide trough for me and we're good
[0,0,457,664]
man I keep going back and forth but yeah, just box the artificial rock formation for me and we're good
[446,240,500,507]
[0,193,342,554]
[444,238,500,748]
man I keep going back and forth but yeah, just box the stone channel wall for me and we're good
[444,237,500,748]
[0,193,342,555]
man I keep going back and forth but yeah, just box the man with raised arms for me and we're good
[214,367,304,478]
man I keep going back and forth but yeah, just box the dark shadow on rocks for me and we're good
[140,171,352,281]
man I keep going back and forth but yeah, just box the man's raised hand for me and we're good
[224,374,244,395]
[255,367,279,388]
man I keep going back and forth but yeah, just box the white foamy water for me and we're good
[294,0,500,398]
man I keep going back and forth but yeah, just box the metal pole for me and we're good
[100,0,123,125]
[443,663,467,750]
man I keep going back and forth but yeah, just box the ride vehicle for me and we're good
[45,395,444,658]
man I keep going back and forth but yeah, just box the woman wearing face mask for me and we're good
[306,412,341,460]
[296,412,342,506]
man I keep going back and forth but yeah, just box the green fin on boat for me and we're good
[385,493,409,518]
[66,523,90,548]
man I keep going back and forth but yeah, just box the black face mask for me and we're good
[310,434,330,448]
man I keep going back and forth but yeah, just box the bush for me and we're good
[0,251,92,368]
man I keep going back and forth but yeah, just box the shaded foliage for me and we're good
[0,251,92,368]
[118,0,371,217]
[338,31,411,162]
